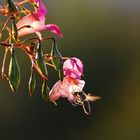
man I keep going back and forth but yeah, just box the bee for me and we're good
[73,91,101,115]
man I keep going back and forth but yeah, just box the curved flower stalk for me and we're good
[0,0,100,115]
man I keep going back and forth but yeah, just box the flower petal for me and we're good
[28,0,48,16]
[49,77,85,102]
[17,12,45,36]
[63,57,84,79]
[17,14,63,38]
[45,24,63,38]
[34,0,48,16]
[49,80,63,101]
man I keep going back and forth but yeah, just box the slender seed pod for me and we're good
[28,64,36,97]
[51,41,63,80]
[41,80,50,102]
[8,47,20,94]
[51,41,62,71]
[35,41,48,80]
[11,17,18,41]
[58,62,64,81]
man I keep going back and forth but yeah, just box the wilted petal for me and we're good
[63,57,84,79]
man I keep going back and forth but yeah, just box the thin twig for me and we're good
[1,16,12,35]
[1,47,9,80]
[21,37,40,45]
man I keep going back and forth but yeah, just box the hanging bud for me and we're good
[8,47,20,94]
[28,64,36,97]
[6,0,20,19]
[35,41,48,80]
[41,80,50,102]
[51,41,63,80]
[11,17,18,42]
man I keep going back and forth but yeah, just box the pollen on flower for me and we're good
[49,77,85,102]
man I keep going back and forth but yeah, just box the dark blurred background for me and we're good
[0,0,140,139]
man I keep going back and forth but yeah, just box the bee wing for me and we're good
[86,94,101,102]
[83,101,91,115]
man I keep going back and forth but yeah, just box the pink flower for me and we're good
[17,0,63,39]
[49,77,85,103]
[63,57,84,79]
[32,0,48,17]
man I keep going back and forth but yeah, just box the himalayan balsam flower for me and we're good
[49,57,85,103]
[31,0,48,16]
[17,0,63,39]
[49,57,100,115]
[49,77,85,102]
[63,57,84,79]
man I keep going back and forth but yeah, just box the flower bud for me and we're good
[42,80,50,102]
[8,47,20,94]
[35,41,48,79]
[11,18,18,41]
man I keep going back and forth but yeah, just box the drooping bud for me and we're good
[41,80,50,102]
[8,47,20,94]
[35,41,48,80]
[6,0,20,19]
[28,64,36,97]
[51,41,63,80]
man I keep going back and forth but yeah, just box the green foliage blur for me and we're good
[0,0,140,139]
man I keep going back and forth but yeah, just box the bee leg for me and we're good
[82,101,91,115]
